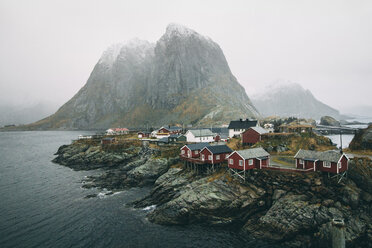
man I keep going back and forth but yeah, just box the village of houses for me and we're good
[80,118,349,183]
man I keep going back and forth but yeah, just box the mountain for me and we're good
[0,102,58,127]
[28,24,259,130]
[251,81,340,120]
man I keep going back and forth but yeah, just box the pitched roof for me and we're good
[228,119,258,129]
[209,127,229,135]
[160,126,182,131]
[204,145,232,154]
[236,147,270,160]
[185,143,210,151]
[247,126,269,135]
[188,129,214,137]
[138,131,151,134]
[294,149,344,163]
[112,128,129,132]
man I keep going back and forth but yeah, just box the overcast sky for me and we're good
[0,0,371,113]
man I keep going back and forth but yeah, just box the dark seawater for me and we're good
[0,131,278,248]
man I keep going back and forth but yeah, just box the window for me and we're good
[216,155,220,160]
[202,154,205,160]
[188,151,191,157]
[181,150,185,155]
[229,159,233,164]
[239,160,243,166]
[299,159,304,165]
[195,150,198,154]
[324,161,331,168]
[248,159,253,166]
[338,162,341,169]
[208,155,212,160]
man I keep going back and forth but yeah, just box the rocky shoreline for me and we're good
[53,141,372,247]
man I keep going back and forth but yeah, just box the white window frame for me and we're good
[323,161,331,168]
[202,154,205,161]
[299,159,304,165]
[181,150,185,155]
[216,155,220,160]
[338,162,341,169]
[195,150,198,154]
[229,159,233,165]
[248,159,253,166]
[208,155,212,160]
[188,150,191,157]
[239,160,243,166]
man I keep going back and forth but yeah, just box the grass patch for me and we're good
[271,156,295,167]
[227,137,242,150]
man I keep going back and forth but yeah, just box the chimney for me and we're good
[246,119,249,122]
[240,119,242,122]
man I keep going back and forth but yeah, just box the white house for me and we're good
[106,128,115,135]
[228,119,259,138]
[185,129,215,143]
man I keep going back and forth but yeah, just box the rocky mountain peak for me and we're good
[165,23,195,36]
[28,24,259,129]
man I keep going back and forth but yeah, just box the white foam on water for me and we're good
[142,205,156,212]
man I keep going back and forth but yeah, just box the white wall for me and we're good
[185,131,214,143]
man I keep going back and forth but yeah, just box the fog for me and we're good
[0,0,371,115]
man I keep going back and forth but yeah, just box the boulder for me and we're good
[320,116,340,127]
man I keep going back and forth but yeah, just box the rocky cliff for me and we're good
[29,24,259,130]
[349,125,372,150]
[252,82,340,120]
[53,139,372,247]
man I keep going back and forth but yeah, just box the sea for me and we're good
[0,131,278,248]
[325,116,372,149]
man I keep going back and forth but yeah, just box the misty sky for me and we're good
[0,0,371,113]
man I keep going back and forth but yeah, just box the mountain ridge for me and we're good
[252,81,340,120]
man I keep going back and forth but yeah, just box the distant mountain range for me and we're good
[0,102,58,127]
[251,82,340,120]
[25,24,259,130]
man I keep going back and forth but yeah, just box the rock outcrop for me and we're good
[349,124,372,150]
[133,165,372,247]
[28,24,259,130]
[53,142,140,170]
[320,116,341,127]
[52,141,176,190]
[53,139,372,247]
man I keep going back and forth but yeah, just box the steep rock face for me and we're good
[252,82,340,120]
[349,125,372,150]
[31,24,259,130]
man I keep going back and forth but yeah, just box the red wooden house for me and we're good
[180,143,210,159]
[294,149,349,174]
[199,145,232,164]
[227,147,270,171]
[242,127,269,145]
[158,126,182,136]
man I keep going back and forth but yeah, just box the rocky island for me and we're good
[53,137,372,247]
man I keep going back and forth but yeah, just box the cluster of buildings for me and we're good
[179,142,349,181]
[85,118,348,183]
